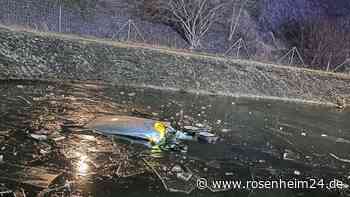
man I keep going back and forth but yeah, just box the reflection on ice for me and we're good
[1,81,350,196]
[77,154,89,176]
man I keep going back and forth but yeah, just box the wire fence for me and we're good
[0,0,187,48]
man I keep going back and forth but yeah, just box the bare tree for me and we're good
[228,0,248,41]
[167,0,224,49]
[50,0,98,32]
[280,17,350,70]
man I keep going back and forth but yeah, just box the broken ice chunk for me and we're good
[0,163,61,189]
[197,132,218,144]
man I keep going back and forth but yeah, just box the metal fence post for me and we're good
[59,3,62,32]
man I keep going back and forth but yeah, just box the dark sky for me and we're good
[321,0,350,17]
[260,0,350,30]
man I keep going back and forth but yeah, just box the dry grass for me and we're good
[2,24,349,81]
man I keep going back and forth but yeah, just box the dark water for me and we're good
[0,80,349,197]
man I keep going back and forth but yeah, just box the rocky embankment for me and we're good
[0,26,349,106]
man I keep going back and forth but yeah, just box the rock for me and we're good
[120,91,125,95]
[301,132,307,136]
[16,85,24,89]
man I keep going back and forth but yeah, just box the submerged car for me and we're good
[86,115,218,148]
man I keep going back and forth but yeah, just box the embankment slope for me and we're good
[0,26,349,105]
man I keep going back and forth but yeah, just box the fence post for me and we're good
[7,0,10,24]
[59,2,62,32]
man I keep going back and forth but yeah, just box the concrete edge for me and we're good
[0,78,338,107]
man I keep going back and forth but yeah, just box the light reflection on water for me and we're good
[0,80,349,197]
[76,154,89,176]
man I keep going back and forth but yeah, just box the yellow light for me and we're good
[154,122,166,139]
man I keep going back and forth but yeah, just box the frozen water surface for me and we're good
[0,80,349,197]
